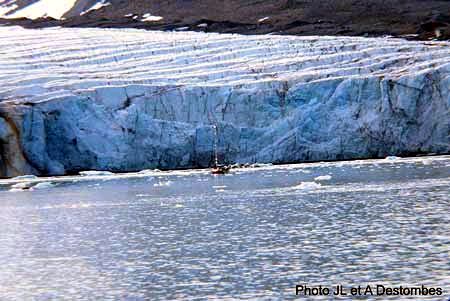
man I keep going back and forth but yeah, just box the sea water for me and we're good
[0,156,449,300]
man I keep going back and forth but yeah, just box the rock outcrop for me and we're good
[0,26,449,177]
[2,0,450,40]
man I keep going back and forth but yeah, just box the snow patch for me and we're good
[0,3,18,17]
[258,17,270,23]
[80,1,111,16]
[6,0,78,19]
[141,13,163,22]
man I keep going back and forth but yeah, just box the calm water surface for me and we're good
[0,156,449,300]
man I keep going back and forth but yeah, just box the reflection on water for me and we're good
[0,156,449,300]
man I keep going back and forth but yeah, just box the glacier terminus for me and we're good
[0,26,449,177]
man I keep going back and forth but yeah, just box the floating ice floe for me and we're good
[153,181,173,187]
[9,181,55,191]
[79,171,115,176]
[31,182,55,190]
[421,159,432,165]
[12,175,38,180]
[137,169,162,175]
[292,181,322,190]
[11,182,33,189]
[9,181,34,192]
[384,156,402,161]
[314,175,332,181]
[213,185,227,192]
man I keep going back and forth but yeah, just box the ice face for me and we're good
[0,27,449,177]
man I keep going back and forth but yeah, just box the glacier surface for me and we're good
[0,26,449,176]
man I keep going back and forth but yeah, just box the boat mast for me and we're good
[213,124,219,167]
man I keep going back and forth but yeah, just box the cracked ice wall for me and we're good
[0,27,449,176]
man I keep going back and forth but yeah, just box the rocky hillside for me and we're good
[1,0,450,40]
[0,26,449,176]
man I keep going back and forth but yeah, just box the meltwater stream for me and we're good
[0,156,449,300]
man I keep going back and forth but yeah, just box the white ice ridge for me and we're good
[2,0,77,19]
[0,26,449,177]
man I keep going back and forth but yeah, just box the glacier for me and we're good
[0,26,449,177]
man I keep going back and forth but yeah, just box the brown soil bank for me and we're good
[1,0,450,39]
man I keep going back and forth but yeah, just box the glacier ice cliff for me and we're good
[0,27,449,177]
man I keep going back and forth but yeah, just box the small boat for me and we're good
[211,165,230,175]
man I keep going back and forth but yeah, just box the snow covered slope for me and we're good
[0,26,449,176]
[4,0,77,19]
[0,0,104,19]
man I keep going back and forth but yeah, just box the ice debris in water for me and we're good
[153,181,173,187]
[384,156,402,161]
[32,182,55,190]
[137,169,161,175]
[9,181,55,191]
[9,181,35,192]
[12,175,38,180]
[11,182,31,189]
[79,171,115,176]
[421,159,432,165]
[292,182,322,190]
[314,175,332,181]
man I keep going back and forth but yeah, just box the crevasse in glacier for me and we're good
[0,27,449,176]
